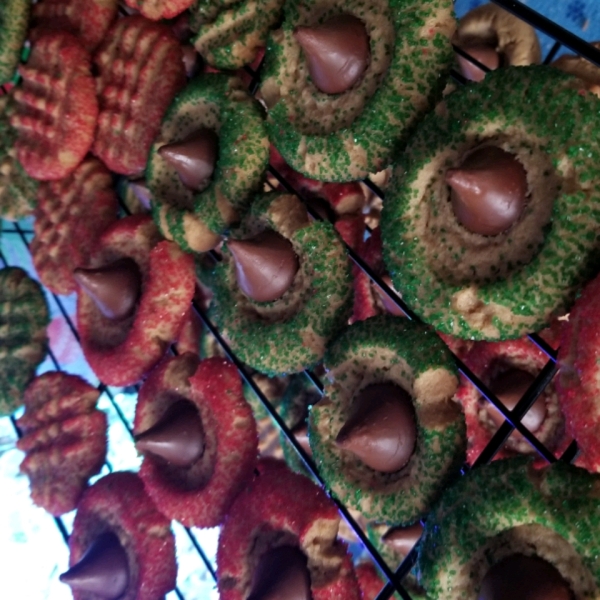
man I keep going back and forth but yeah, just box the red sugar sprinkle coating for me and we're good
[10,31,98,181]
[218,459,361,600]
[124,0,195,21]
[68,471,176,600]
[556,272,600,472]
[77,215,195,387]
[355,562,385,600]
[135,354,258,528]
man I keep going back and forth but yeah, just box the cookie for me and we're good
[552,41,600,96]
[260,0,456,181]
[418,458,600,600]
[0,267,49,416]
[10,31,98,181]
[192,0,284,69]
[381,66,600,341]
[30,0,118,52]
[76,215,195,387]
[147,74,269,253]
[309,315,465,524]
[134,353,258,528]
[452,2,541,82]
[123,0,195,20]
[31,157,118,296]
[0,94,38,220]
[456,337,568,465]
[0,0,30,84]
[16,372,107,516]
[217,458,361,600]
[205,192,353,375]
[93,15,186,176]
[60,471,177,600]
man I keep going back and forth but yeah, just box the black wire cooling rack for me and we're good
[1,0,598,598]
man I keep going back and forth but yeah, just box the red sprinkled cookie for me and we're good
[16,372,107,516]
[63,472,176,600]
[93,15,186,176]
[10,31,98,181]
[76,215,195,386]
[31,158,118,296]
[124,0,195,21]
[218,458,361,600]
[134,354,258,528]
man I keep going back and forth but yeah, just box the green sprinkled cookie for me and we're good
[147,74,269,253]
[260,0,455,182]
[381,66,600,341]
[0,0,30,84]
[205,192,353,375]
[309,315,465,524]
[418,458,600,600]
[0,95,38,220]
[0,267,49,416]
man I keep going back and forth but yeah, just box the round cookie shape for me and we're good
[309,315,465,524]
[147,74,269,253]
[76,215,196,387]
[0,0,30,83]
[0,267,49,416]
[66,472,176,600]
[381,66,600,341]
[418,458,600,600]
[259,0,455,182]
[206,192,353,375]
[217,458,361,600]
[134,353,258,528]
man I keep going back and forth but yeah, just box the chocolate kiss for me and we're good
[135,400,205,467]
[446,146,528,236]
[478,554,574,600]
[59,531,129,599]
[294,14,370,95]
[158,129,218,192]
[457,44,501,82]
[74,257,142,321]
[382,522,424,557]
[336,382,417,473]
[487,368,547,433]
[227,230,299,303]
[248,545,312,600]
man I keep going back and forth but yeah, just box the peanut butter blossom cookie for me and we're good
[259,0,455,181]
[418,458,600,600]
[0,0,30,83]
[309,315,465,524]
[204,192,353,375]
[0,267,49,416]
[381,66,600,341]
[147,74,269,252]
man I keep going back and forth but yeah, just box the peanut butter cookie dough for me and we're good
[147,74,269,253]
[309,316,465,524]
[260,0,456,182]
[418,458,600,600]
[381,66,600,341]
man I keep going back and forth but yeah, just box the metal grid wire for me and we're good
[1,0,597,598]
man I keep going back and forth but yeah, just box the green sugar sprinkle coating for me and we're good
[0,267,49,416]
[147,74,269,253]
[381,66,600,341]
[204,192,353,376]
[260,0,456,182]
[418,458,600,600]
[309,315,465,524]
[0,0,30,84]
[0,95,38,220]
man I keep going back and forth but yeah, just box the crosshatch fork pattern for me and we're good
[0,0,596,598]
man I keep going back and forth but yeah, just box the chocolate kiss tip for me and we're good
[294,14,369,95]
[135,401,204,467]
[457,44,501,82]
[382,522,424,556]
[73,257,141,321]
[228,230,299,303]
[59,532,129,600]
[158,129,218,192]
